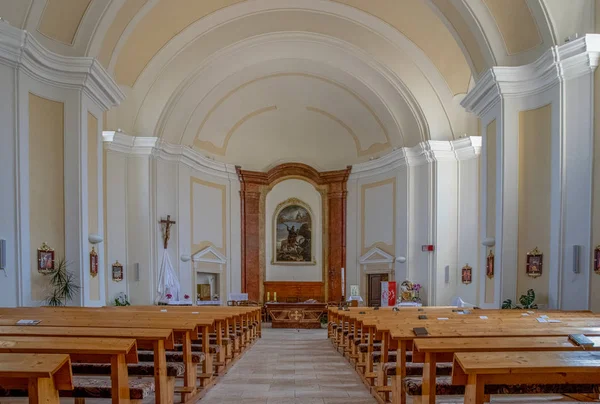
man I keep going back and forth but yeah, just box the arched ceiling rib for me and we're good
[0,0,581,169]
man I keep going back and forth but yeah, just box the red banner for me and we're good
[380,281,397,307]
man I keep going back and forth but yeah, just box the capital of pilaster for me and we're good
[462,34,600,117]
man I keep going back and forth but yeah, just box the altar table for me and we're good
[265,302,327,329]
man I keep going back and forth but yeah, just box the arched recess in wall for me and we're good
[236,163,350,303]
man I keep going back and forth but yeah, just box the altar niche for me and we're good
[192,245,227,305]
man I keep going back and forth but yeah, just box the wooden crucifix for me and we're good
[159,215,176,249]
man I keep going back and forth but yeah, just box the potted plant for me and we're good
[43,258,80,306]
[502,289,538,309]
[320,314,328,329]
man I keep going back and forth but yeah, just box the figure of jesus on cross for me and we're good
[160,215,176,249]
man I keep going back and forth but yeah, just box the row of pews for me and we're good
[0,305,261,404]
[328,306,600,404]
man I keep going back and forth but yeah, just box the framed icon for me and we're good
[486,250,494,279]
[37,242,55,273]
[526,247,543,278]
[461,264,472,284]
[90,247,98,277]
[594,246,600,275]
[112,261,123,282]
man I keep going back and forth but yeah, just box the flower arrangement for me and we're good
[113,292,130,306]
[183,294,190,300]
[399,280,422,303]
[165,293,173,300]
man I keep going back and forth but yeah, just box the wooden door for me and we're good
[367,274,389,307]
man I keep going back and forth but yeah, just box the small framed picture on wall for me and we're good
[112,261,123,282]
[461,264,472,284]
[37,242,55,273]
[526,247,543,278]
[90,247,98,277]
[486,250,494,279]
[594,246,600,275]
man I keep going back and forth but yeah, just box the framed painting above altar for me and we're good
[273,198,315,265]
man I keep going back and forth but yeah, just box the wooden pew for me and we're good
[0,314,202,403]
[452,351,600,404]
[413,336,600,404]
[328,307,600,404]
[0,325,173,404]
[0,353,73,404]
[0,336,136,404]
[0,306,260,404]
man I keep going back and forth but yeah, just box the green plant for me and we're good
[43,258,80,306]
[502,289,538,309]
[320,314,328,324]
[113,292,130,306]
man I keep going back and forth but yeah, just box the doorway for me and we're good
[367,273,389,307]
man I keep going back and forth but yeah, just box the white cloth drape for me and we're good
[157,249,180,302]
[451,296,475,308]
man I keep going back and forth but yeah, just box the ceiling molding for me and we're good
[0,22,124,110]
[349,137,482,179]
[103,131,238,180]
[462,34,600,116]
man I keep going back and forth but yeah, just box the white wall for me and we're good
[104,135,241,305]
[347,139,481,306]
[0,62,18,306]
[456,157,480,303]
[0,24,122,307]
[265,179,322,281]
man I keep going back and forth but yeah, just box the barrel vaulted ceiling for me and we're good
[0,0,583,170]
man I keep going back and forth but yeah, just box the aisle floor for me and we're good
[200,325,377,404]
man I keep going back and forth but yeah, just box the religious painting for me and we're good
[37,242,55,273]
[89,247,98,277]
[486,250,494,279]
[112,261,123,282]
[273,199,314,264]
[350,285,359,297]
[526,247,543,278]
[461,264,472,284]
[594,246,600,275]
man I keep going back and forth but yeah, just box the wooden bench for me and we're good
[452,351,600,404]
[412,336,600,404]
[0,336,136,404]
[0,353,72,404]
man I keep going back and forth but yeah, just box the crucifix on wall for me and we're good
[159,215,176,249]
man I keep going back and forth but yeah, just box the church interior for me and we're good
[1,0,600,403]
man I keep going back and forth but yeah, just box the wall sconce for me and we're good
[180,254,191,262]
[482,238,495,247]
[88,234,103,245]
[396,256,407,263]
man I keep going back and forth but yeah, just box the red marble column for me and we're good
[326,177,349,302]
[237,164,350,303]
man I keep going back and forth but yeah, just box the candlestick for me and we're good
[274,292,277,302]
[267,292,270,302]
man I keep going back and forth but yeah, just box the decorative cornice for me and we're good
[102,132,238,180]
[349,137,481,179]
[236,162,351,187]
[359,247,395,264]
[192,245,227,264]
[462,34,600,116]
[0,22,124,110]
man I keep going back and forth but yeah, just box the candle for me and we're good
[267,292,270,302]
[274,292,277,302]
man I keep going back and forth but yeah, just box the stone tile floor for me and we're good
[200,325,377,404]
